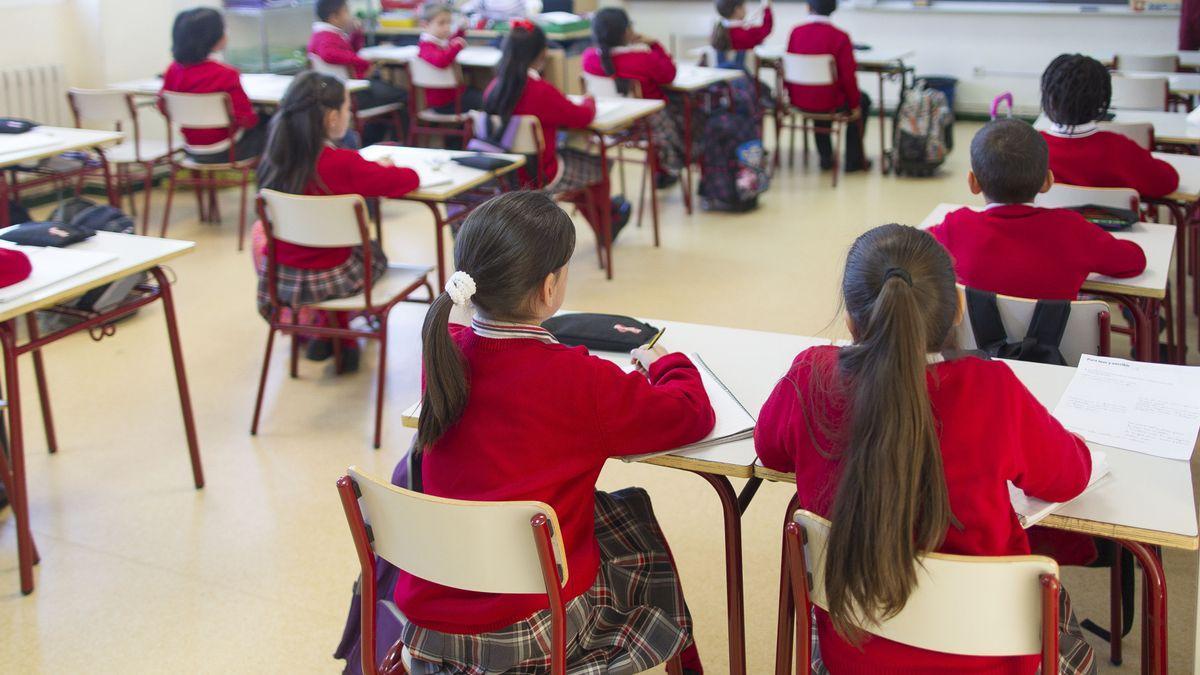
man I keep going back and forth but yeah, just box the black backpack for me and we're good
[966,288,1071,366]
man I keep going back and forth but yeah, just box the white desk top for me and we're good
[1152,151,1200,200]
[667,65,745,92]
[919,203,1175,300]
[0,231,194,324]
[1120,71,1200,95]
[0,127,123,169]
[110,74,370,106]
[567,95,666,133]
[753,44,915,70]
[359,45,502,69]
[357,145,526,201]
[1035,111,1200,146]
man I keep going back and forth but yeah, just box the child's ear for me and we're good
[1040,169,1055,194]
[541,271,557,306]
[954,286,965,327]
[966,171,983,196]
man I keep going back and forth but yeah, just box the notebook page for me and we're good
[0,244,118,303]
[1009,449,1109,528]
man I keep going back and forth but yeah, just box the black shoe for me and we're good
[845,158,874,173]
[610,196,632,241]
[818,157,835,171]
[655,173,680,189]
[305,338,334,362]
[337,345,361,374]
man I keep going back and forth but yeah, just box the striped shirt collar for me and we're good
[313,21,347,38]
[610,44,653,56]
[805,14,833,24]
[1045,121,1099,138]
[984,201,1036,210]
[471,316,559,344]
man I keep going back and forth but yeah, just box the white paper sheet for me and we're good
[1009,449,1109,528]
[0,243,118,303]
[1052,355,1200,460]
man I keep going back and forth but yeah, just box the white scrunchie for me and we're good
[445,271,477,307]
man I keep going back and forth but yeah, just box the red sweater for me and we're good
[1041,126,1179,199]
[393,323,715,633]
[928,204,1147,301]
[581,43,677,101]
[785,17,860,112]
[756,346,1091,675]
[308,22,370,79]
[158,60,258,152]
[484,73,596,185]
[727,7,774,50]
[418,32,468,108]
[274,147,419,269]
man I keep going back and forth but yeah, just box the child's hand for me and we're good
[452,36,468,48]
[630,344,669,374]
[375,156,396,167]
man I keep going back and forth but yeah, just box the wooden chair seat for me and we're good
[178,154,260,171]
[417,109,470,124]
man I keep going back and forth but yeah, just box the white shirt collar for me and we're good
[527,68,542,80]
[610,44,653,55]
[983,202,1037,210]
[806,14,833,24]
[1046,121,1099,138]
[313,21,346,38]
[471,317,559,344]
[419,32,450,47]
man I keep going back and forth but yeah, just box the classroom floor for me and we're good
[0,120,1197,674]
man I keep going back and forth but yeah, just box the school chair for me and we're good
[1109,74,1170,112]
[67,89,176,235]
[405,58,473,148]
[336,466,687,675]
[777,509,1062,675]
[158,91,260,250]
[1097,121,1155,150]
[252,190,434,449]
[308,57,407,145]
[1113,54,1180,73]
[955,288,1111,367]
[779,53,861,187]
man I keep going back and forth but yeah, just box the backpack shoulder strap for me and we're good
[965,287,1009,353]
[1025,299,1072,349]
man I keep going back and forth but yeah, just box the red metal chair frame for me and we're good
[251,196,433,448]
[405,63,473,149]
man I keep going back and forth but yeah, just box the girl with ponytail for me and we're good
[252,71,421,372]
[394,191,714,674]
[756,224,1097,674]
[482,22,632,238]
[582,7,687,188]
[710,0,773,71]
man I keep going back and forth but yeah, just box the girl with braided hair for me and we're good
[1040,53,1178,198]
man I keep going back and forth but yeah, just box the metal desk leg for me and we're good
[0,320,35,594]
[151,267,204,489]
[1120,540,1167,675]
[681,95,694,215]
[692,472,747,675]
[877,71,886,169]
[24,315,57,454]
[774,493,802,675]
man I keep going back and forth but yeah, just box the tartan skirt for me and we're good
[399,488,694,675]
[546,148,607,195]
[254,235,389,320]
[810,586,1096,675]
[646,107,685,175]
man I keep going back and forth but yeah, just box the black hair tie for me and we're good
[883,267,913,286]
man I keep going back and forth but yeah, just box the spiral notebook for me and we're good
[1008,449,1110,528]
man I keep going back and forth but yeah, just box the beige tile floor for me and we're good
[0,120,1197,674]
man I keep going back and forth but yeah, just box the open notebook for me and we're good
[0,244,117,303]
[1008,449,1110,528]
[622,353,756,461]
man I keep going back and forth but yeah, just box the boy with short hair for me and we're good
[929,119,1146,301]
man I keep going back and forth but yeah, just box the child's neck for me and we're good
[476,310,547,326]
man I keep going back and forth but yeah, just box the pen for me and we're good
[645,326,666,350]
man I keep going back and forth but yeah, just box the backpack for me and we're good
[966,288,1071,366]
[892,81,954,177]
[698,80,770,212]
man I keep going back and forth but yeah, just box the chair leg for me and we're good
[1110,544,1124,665]
[665,654,684,675]
[373,321,388,450]
[25,314,57,455]
[208,182,222,224]
[789,120,796,169]
[290,334,300,379]
[161,167,179,238]
[237,168,250,251]
[802,122,809,167]
[617,145,627,197]
[141,163,154,236]
[192,170,206,222]
[831,123,843,188]
[636,153,648,230]
[250,327,277,436]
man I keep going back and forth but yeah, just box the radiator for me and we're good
[0,64,67,127]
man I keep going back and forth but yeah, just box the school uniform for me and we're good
[308,21,408,143]
[158,59,266,163]
[392,319,714,672]
[712,7,774,71]
[785,15,870,169]
[254,146,419,319]
[929,203,1147,301]
[417,32,484,114]
[755,346,1097,675]
[582,43,686,176]
[1041,122,1180,199]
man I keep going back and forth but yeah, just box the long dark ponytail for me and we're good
[591,7,632,95]
[822,224,961,641]
[417,191,577,449]
[711,0,742,52]
[257,71,346,195]
[484,24,548,128]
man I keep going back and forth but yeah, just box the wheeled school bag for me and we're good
[697,81,770,212]
[892,80,954,177]
[965,288,1071,366]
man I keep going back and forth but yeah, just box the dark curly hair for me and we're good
[1041,53,1111,127]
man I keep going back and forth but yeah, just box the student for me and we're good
[159,7,266,164]
[417,3,483,115]
[710,0,773,71]
[1040,54,1179,198]
[755,223,1097,674]
[460,0,529,28]
[930,119,1146,301]
[254,72,420,372]
[309,0,408,145]
[392,191,713,674]
[785,0,870,172]
[583,7,686,188]
[483,22,632,239]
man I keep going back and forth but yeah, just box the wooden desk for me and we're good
[1153,151,1200,202]
[110,74,370,107]
[402,316,831,675]
[664,65,747,215]
[358,45,502,69]
[0,232,202,595]
[919,203,1176,362]
[0,127,125,226]
[1035,111,1200,149]
[357,145,525,288]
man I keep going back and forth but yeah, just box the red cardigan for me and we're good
[785,17,860,112]
[273,147,419,269]
[581,43,677,101]
[308,22,370,79]
[418,32,468,108]
[756,346,1091,675]
[727,7,774,50]
[484,73,596,185]
[928,204,1147,301]
[158,60,258,152]
[1041,126,1179,199]
[393,324,715,633]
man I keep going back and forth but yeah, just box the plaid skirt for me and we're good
[399,488,694,675]
[254,233,388,320]
[810,586,1096,675]
[547,148,607,195]
[646,107,685,175]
